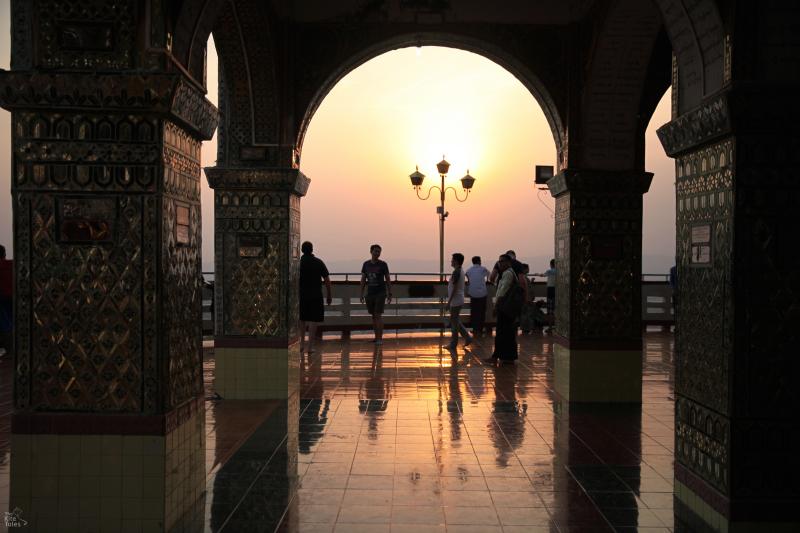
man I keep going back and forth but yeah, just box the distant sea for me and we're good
[202,255,674,277]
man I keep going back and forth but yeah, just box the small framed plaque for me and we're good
[58,197,116,243]
[176,204,191,245]
[691,224,712,265]
[239,234,265,257]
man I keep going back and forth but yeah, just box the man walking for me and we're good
[299,241,333,354]
[446,253,472,351]
[465,255,490,336]
[360,244,392,344]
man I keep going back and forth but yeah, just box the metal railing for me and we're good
[202,273,674,335]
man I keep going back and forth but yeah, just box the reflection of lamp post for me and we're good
[409,157,476,280]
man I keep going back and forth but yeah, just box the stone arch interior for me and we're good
[295,34,566,169]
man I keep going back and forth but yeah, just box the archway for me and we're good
[298,45,558,275]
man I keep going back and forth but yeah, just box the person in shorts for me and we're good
[298,241,332,354]
[360,244,392,344]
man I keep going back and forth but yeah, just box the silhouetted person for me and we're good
[669,260,678,323]
[446,253,472,351]
[359,244,392,344]
[490,249,529,301]
[298,241,332,354]
[519,263,538,334]
[465,255,490,337]
[534,258,556,333]
[485,254,518,365]
[0,245,12,357]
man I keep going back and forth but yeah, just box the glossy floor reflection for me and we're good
[204,331,676,533]
[0,332,676,532]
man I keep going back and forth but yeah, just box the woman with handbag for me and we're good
[484,254,519,365]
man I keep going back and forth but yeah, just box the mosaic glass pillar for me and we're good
[0,67,218,531]
[548,169,653,403]
[205,168,309,400]
[658,87,800,529]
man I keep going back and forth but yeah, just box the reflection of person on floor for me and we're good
[300,350,324,399]
[0,244,12,358]
[490,365,525,467]
[299,350,330,454]
[359,347,389,434]
[298,241,332,354]
[446,363,463,442]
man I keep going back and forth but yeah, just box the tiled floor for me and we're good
[205,331,676,532]
[1,331,678,532]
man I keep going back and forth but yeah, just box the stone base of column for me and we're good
[553,344,642,402]
[213,339,301,399]
[675,480,800,532]
[675,463,800,532]
[9,398,205,533]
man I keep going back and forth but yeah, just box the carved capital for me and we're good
[205,167,311,196]
[0,71,219,140]
[657,92,731,157]
[547,169,653,197]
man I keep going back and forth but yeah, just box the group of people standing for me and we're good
[297,241,556,365]
[446,251,556,365]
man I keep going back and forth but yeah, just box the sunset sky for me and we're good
[0,10,675,274]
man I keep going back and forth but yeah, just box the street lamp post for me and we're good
[409,157,476,280]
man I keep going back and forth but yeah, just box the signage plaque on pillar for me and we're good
[690,224,712,265]
[176,204,191,245]
[239,234,266,257]
[57,197,116,243]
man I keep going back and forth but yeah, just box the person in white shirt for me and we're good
[446,253,472,351]
[465,256,490,337]
[534,258,557,332]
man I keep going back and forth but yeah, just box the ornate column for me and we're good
[0,68,217,531]
[548,169,652,403]
[658,87,800,528]
[204,168,308,400]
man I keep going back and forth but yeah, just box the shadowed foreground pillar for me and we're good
[658,86,800,531]
[205,168,308,400]
[549,169,652,403]
[0,67,218,531]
